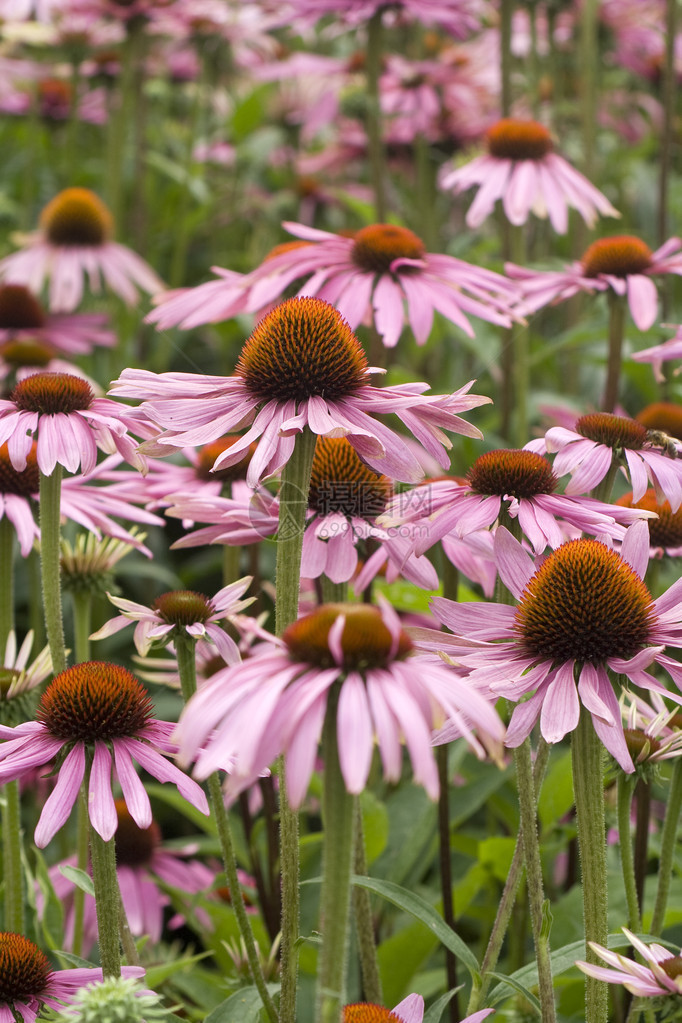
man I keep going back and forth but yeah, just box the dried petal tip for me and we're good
[152,590,215,626]
[0,932,50,1001]
[0,284,46,329]
[10,372,94,414]
[576,413,648,450]
[284,603,412,671]
[515,539,655,663]
[467,449,557,498]
[37,661,153,741]
[236,297,368,402]
[309,436,392,518]
[351,224,426,273]
[486,118,553,160]
[581,236,653,278]
[40,187,113,247]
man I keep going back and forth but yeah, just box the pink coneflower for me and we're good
[632,324,682,382]
[0,283,114,357]
[507,234,682,330]
[271,0,484,35]
[343,999,493,1023]
[381,449,652,557]
[0,660,209,846]
[0,631,51,713]
[526,412,682,510]
[90,578,255,662]
[440,118,619,233]
[427,522,682,772]
[0,188,163,312]
[0,371,146,476]
[112,297,491,485]
[175,600,505,807]
[0,444,160,558]
[576,927,682,997]
[616,488,682,559]
[0,932,144,1023]
[147,223,517,347]
[620,691,682,767]
[48,799,215,954]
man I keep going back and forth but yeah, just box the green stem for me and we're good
[602,293,626,414]
[71,788,89,959]
[0,516,15,649]
[590,458,619,504]
[352,800,382,1005]
[514,740,556,1023]
[89,825,122,978]
[320,578,348,604]
[580,0,598,178]
[499,0,513,116]
[617,775,641,932]
[39,467,67,676]
[174,633,278,1023]
[658,0,677,249]
[316,684,356,1023]
[222,544,242,587]
[467,739,551,1013]
[2,780,24,933]
[437,744,459,1022]
[72,589,92,665]
[650,759,682,934]
[572,708,608,1023]
[366,10,387,222]
[275,428,317,1023]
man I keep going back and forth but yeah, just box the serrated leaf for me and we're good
[58,865,95,896]
[352,875,480,979]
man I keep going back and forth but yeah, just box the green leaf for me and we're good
[58,865,95,896]
[204,984,280,1023]
[359,788,389,865]
[423,988,462,1023]
[144,950,213,987]
[486,972,541,1016]
[537,749,574,832]
[351,875,480,979]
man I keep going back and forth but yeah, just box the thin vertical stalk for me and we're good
[616,775,641,932]
[572,708,608,1023]
[366,10,387,222]
[579,0,598,178]
[0,516,15,649]
[658,0,678,249]
[602,293,626,413]
[466,739,551,1013]
[2,780,24,933]
[71,788,90,959]
[650,758,682,935]
[316,684,356,1023]
[39,467,67,677]
[274,427,317,1023]
[72,589,92,665]
[320,578,348,604]
[499,0,513,117]
[514,741,556,1023]
[352,800,382,1004]
[437,744,459,1022]
[174,633,278,1023]
[89,824,122,978]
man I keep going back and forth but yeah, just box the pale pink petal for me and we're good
[34,743,85,848]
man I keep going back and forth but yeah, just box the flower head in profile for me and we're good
[46,973,164,1023]
[426,522,682,772]
[112,297,491,486]
[616,488,682,558]
[0,661,209,847]
[440,118,619,233]
[175,600,505,807]
[620,691,682,773]
[343,998,493,1023]
[0,283,115,356]
[90,577,255,663]
[382,448,651,557]
[0,372,147,476]
[0,630,52,725]
[508,234,682,330]
[576,928,682,998]
[526,412,682,511]
[147,222,518,348]
[0,931,145,1023]
[0,187,163,312]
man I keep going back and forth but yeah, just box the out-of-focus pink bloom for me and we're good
[632,324,682,382]
[0,188,163,312]
[176,600,505,806]
[616,487,682,559]
[508,235,682,331]
[0,283,114,356]
[115,297,492,486]
[441,118,619,233]
[269,0,486,36]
